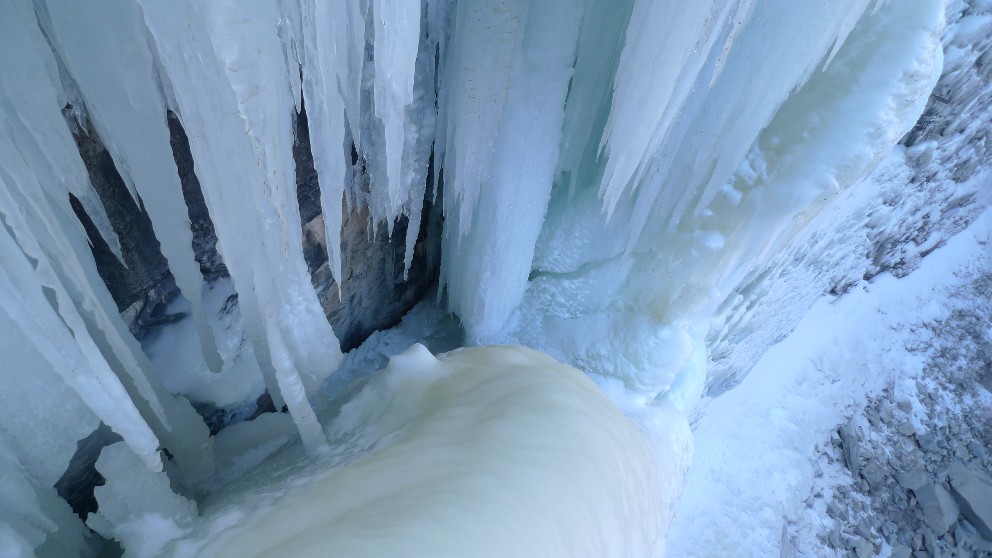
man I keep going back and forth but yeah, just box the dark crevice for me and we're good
[292,79,442,352]
[67,120,169,313]
[166,111,227,280]
[54,423,122,521]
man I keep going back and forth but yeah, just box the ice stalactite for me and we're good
[0,0,965,554]
[0,0,120,262]
[135,0,339,454]
[298,0,354,291]
[0,0,215,489]
[39,0,225,373]
[372,0,421,226]
[514,0,944,402]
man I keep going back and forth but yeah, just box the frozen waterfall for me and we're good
[0,0,980,556]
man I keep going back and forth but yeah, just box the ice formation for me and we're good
[0,0,970,555]
[164,345,689,557]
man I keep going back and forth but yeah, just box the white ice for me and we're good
[159,344,690,558]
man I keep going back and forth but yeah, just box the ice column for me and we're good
[439,0,584,341]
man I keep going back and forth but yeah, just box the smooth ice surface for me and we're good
[163,344,690,558]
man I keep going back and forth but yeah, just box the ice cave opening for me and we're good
[1,0,991,556]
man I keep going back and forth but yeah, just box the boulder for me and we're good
[896,468,928,492]
[913,482,959,536]
[947,463,992,540]
[840,421,861,472]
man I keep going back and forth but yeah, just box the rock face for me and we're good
[69,119,169,312]
[948,463,992,540]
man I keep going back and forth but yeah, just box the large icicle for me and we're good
[371,0,421,221]
[0,2,215,480]
[0,0,121,262]
[0,138,163,471]
[136,0,340,453]
[440,0,584,341]
[298,0,350,289]
[0,117,216,483]
[40,0,224,373]
[554,0,634,197]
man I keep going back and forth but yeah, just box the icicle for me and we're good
[41,0,224,373]
[0,431,94,557]
[440,0,528,239]
[136,0,342,452]
[372,0,421,220]
[299,0,350,290]
[334,0,367,150]
[598,0,876,245]
[0,0,122,262]
[400,4,442,277]
[554,0,634,198]
[0,176,162,472]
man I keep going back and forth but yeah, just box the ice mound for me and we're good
[165,344,689,557]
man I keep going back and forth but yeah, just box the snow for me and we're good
[666,204,992,557]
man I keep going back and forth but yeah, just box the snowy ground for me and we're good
[666,208,991,557]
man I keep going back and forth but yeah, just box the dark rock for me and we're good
[69,125,169,311]
[947,463,992,540]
